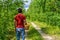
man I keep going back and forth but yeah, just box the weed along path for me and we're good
[31,22,54,40]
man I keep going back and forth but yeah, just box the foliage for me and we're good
[0,0,24,40]
[26,0,60,28]
[26,0,60,35]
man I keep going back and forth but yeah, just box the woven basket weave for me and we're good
[24,22,30,30]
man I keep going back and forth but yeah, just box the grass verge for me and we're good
[34,21,60,35]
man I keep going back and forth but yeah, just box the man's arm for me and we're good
[14,20,17,31]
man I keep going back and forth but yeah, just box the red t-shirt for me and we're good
[15,13,26,28]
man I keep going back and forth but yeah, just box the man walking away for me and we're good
[14,8,26,40]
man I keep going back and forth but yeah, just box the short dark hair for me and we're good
[18,8,22,13]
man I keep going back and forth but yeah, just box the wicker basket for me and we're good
[24,22,30,30]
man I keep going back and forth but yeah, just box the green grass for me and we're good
[7,29,16,40]
[27,25,44,40]
[34,21,60,35]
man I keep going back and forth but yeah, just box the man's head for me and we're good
[18,8,22,13]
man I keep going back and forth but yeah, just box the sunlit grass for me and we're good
[34,21,60,35]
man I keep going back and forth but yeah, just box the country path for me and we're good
[31,22,54,40]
